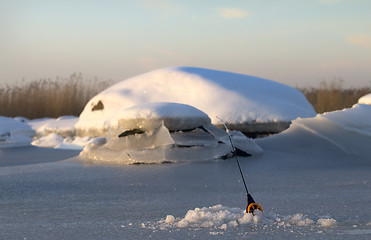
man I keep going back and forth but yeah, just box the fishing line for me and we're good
[216,116,263,214]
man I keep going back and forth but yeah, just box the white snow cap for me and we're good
[358,93,371,105]
[116,102,211,131]
[76,67,315,135]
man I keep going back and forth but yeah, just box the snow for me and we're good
[358,93,371,104]
[25,116,92,150]
[31,132,64,148]
[256,103,371,160]
[0,116,35,147]
[75,67,316,136]
[116,102,211,131]
[156,205,261,229]
[28,116,78,137]
[322,104,371,136]
[31,133,94,150]
[281,213,314,226]
[150,205,338,231]
[0,116,96,150]
[317,218,337,227]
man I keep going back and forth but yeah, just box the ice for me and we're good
[106,124,174,150]
[358,93,371,105]
[0,144,369,239]
[80,121,262,164]
[76,67,315,136]
[79,102,262,164]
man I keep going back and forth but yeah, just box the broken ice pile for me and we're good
[79,102,262,164]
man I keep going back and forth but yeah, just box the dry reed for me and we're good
[1,75,370,119]
[0,73,114,119]
[299,79,371,113]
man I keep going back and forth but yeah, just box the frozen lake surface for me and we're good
[1,146,370,239]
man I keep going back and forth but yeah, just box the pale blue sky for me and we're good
[1,0,370,88]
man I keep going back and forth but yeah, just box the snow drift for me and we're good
[0,116,35,147]
[29,116,78,137]
[358,93,371,105]
[79,102,262,164]
[75,67,316,137]
[257,104,371,161]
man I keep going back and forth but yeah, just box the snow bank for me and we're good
[76,67,315,136]
[257,104,371,160]
[144,204,336,231]
[0,115,92,149]
[358,93,371,105]
[0,116,35,147]
[31,133,100,150]
[29,116,78,137]
[79,102,262,164]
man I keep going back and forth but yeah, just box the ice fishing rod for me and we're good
[216,117,263,214]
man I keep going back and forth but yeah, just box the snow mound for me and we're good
[257,104,371,160]
[158,205,260,230]
[0,116,35,147]
[31,133,64,148]
[29,116,78,137]
[317,218,337,227]
[79,103,262,164]
[144,205,336,231]
[281,214,314,226]
[358,93,371,105]
[76,67,315,137]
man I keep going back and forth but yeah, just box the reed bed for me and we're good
[299,79,371,113]
[0,73,114,119]
[1,75,370,118]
